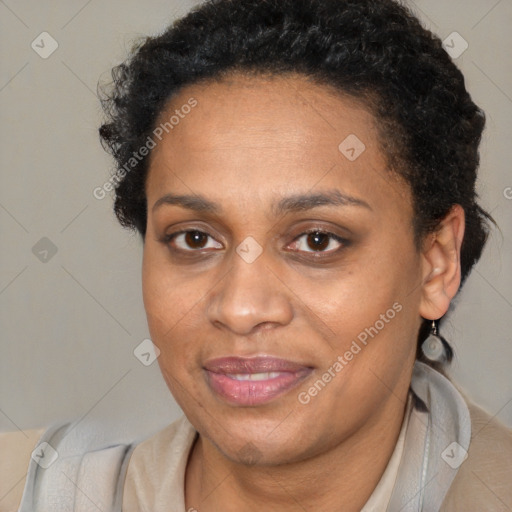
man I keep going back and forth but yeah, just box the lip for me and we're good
[204,356,313,406]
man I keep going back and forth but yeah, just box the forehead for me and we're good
[146,72,409,215]
[152,72,378,152]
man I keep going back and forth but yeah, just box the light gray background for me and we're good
[1,0,511,439]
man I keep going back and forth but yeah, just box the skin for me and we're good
[142,72,465,511]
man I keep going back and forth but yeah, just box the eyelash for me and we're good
[161,228,348,257]
[289,228,347,254]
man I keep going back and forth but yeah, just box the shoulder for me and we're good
[0,427,46,512]
[441,400,512,511]
[123,415,197,511]
[2,419,136,512]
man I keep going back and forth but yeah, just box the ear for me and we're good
[419,205,465,321]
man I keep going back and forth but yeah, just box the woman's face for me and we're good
[143,73,425,465]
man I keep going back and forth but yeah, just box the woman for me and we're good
[2,0,511,510]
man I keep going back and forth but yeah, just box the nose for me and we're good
[206,250,294,336]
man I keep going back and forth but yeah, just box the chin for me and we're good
[198,411,325,467]
[216,436,306,467]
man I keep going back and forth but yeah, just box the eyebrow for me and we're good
[273,190,372,215]
[151,190,372,215]
[152,193,221,214]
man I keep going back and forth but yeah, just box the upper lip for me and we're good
[204,356,311,374]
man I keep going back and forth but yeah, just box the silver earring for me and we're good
[421,320,445,362]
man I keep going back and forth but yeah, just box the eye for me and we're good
[288,230,345,254]
[165,230,223,251]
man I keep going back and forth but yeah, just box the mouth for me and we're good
[203,356,313,406]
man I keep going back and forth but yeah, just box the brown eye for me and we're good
[185,231,208,249]
[165,230,223,252]
[288,230,346,254]
[306,232,330,251]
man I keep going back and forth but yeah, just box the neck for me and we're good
[185,392,409,512]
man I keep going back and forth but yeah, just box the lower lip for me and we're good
[205,370,311,406]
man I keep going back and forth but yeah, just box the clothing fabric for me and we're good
[2,362,511,511]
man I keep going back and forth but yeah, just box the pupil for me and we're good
[185,231,207,248]
[307,232,329,251]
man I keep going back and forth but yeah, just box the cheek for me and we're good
[291,256,411,333]
[143,242,196,325]
[294,243,421,371]
[142,241,217,389]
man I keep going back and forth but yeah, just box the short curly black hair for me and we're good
[99,0,493,365]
